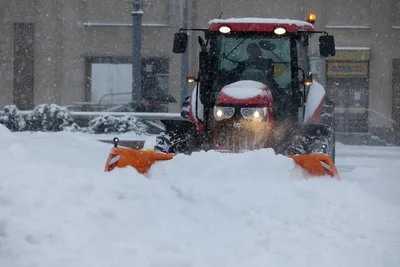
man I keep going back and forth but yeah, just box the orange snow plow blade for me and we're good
[105,148,338,178]
[288,154,339,178]
[105,146,173,174]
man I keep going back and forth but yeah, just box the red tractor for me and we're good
[105,14,339,178]
[156,16,336,157]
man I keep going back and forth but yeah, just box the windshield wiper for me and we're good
[221,37,249,62]
[269,50,290,67]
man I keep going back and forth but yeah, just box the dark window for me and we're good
[326,77,369,133]
[13,23,35,110]
[392,59,400,144]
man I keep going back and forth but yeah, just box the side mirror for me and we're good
[319,35,335,57]
[173,32,188,53]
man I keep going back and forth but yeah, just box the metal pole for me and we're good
[130,0,143,110]
[180,0,188,104]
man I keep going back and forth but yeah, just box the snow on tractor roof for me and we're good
[208,17,314,32]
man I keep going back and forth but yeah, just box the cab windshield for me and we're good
[212,35,292,93]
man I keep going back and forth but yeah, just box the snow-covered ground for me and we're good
[335,143,400,206]
[1,124,399,267]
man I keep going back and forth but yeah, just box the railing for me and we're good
[97,92,133,104]
[0,108,186,135]
[0,109,185,121]
[334,107,397,145]
[334,107,398,125]
[69,111,185,120]
[69,91,174,112]
[68,92,134,112]
[2,107,395,126]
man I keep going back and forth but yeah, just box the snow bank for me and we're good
[336,145,400,206]
[0,133,399,267]
[0,123,15,142]
[221,80,268,99]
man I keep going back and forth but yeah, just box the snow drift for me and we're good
[0,132,399,267]
[0,123,15,144]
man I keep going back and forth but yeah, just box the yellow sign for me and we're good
[327,62,369,78]
[274,63,289,77]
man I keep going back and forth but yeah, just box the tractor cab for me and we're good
[173,15,335,124]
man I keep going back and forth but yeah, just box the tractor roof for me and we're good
[208,17,314,33]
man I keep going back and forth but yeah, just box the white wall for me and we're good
[91,63,132,104]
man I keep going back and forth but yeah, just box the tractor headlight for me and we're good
[219,25,231,33]
[240,107,268,120]
[214,106,235,120]
[274,27,286,35]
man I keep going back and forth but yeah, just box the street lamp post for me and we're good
[129,0,143,110]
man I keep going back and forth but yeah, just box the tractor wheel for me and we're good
[283,98,336,162]
[154,121,205,155]
[304,98,336,161]
[320,98,336,162]
[154,130,193,154]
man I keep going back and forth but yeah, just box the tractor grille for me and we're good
[214,117,269,151]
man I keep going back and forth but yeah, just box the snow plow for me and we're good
[105,14,340,178]
[105,137,338,178]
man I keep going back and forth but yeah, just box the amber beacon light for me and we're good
[187,76,197,83]
[307,13,316,24]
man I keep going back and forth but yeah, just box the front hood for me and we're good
[216,80,273,106]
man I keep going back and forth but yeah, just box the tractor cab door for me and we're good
[295,37,312,122]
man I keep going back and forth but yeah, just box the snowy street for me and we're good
[336,143,400,206]
[1,125,399,267]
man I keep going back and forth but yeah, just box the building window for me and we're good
[326,59,370,133]
[84,56,171,112]
[395,0,400,25]
[13,23,35,110]
[392,59,400,144]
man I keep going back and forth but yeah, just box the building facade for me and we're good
[0,0,184,112]
[1,0,400,142]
